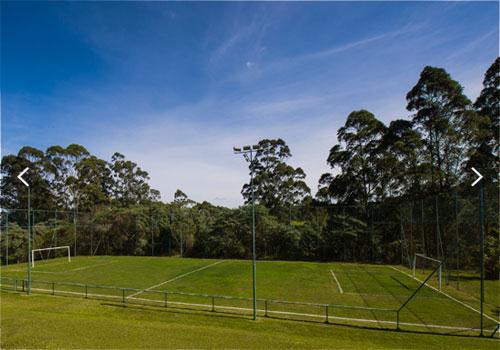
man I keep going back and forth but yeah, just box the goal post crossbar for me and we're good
[414,253,441,263]
[31,246,71,267]
[412,253,442,290]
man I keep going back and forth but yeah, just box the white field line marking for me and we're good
[5,285,496,334]
[3,269,62,274]
[389,266,499,324]
[330,270,343,294]
[23,260,73,270]
[2,269,31,273]
[343,292,437,299]
[29,270,60,274]
[3,261,116,274]
[62,261,116,273]
[128,260,225,298]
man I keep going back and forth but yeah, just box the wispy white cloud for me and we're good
[224,24,423,86]
[298,25,422,63]
[445,29,498,63]
[208,11,270,70]
[3,1,497,207]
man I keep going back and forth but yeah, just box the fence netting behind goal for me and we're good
[395,186,499,335]
[32,246,70,267]
[0,182,498,336]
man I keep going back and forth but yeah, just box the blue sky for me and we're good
[1,1,498,206]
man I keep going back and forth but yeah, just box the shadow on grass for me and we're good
[101,298,497,341]
[266,314,498,340]
[390,275,410,290]
[447,275,498,282]
[101,301,255,321]
[3,288,497,340]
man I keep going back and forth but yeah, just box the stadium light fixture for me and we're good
[233,144,259,320]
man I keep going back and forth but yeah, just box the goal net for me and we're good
[412,253,442,290]
[31,246,71,267]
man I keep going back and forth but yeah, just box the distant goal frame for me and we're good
[31,246,71,267]
[412,253,442,290]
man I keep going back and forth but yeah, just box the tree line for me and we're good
[1,58,498,277]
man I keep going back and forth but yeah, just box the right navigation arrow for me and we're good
[471,167,483,187]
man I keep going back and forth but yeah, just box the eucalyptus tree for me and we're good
[406,66,471,193]
[475,57,499,142]
[318,110,386,208]
[316,110,386,262]
[1,147,55,210]
[470,57,499,178]
[241,138,310,214]
[378,119,425,197]
[75,156,113,211]
[45,144,90,209]
[110,152,159,207]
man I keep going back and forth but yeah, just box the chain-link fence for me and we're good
[0,183,498,336]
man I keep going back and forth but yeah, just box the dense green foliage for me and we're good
[1,59,498,275]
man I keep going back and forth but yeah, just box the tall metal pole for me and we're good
[54,210,57,251]
[74,209,77,257]
[455,193,460,290]
[27,187,32,295]
[6,212,9,266]
[32,210,35,252]
[250,149,257,321]
[233,145,260,320]
[421,199,426,256]
[17,167,31,293]
[479,182,485,336]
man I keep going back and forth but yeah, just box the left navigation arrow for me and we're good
[17,167,30,187]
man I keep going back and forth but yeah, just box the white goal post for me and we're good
[412,253,442,290]
[31,246,71,267]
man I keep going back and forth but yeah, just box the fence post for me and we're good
[325,305,329,323]
[85,285,88,299]
[490,323,500,338]
[211,296,215,312]
[164,292,168,307]
[396,310,400,330]
[14,279,17,292]
[52,282,55,295]
[122,288,125,303]
[265,300,268,317]
[22,279,25,292]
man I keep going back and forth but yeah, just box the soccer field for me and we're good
[1,256,498,337]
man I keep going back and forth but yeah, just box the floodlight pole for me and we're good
[233,145,259,321]
[479,181,485,336]
[17,167,31,295]
[250,149,257,321]
[6,211,9,266]
[27,186,31,295]
[472,167,485,337]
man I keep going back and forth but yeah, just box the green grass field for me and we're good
[1,256,499,348]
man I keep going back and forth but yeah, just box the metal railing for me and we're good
[396,261,444,329]
[0,276,398,328]
[3,275,494,336]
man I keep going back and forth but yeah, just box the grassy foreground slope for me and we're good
[1,291,498,349]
